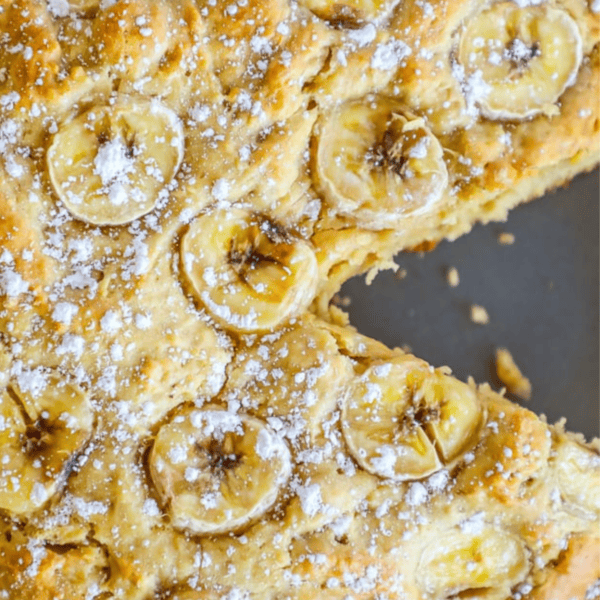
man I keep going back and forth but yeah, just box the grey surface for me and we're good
[342,168,599,441]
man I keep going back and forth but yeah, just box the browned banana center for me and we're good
[260,217,292,245]
[412,403,441,427]
[366,121,416,178]
[22,417,57,458]
[505,39,541,72]
[229,231,272,273]
[384,132,409,177]
[366,141,409,176]
[393,400,440,443]
[228,220,295,282]
[199,437,242,478]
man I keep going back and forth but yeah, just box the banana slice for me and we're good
[554,439,600,517]
[47,96,184,226]
[457,3,582,120]
[299,0,398,24]
[315,97,448,229]
[181,207,319,332]
[0,375,93,516]
[417,526,530,599]
[223,318,354,439]
[417,373,482,462]
[149,405,291,535]
[341,359,482,480]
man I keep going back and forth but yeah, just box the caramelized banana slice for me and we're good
[418,373,482,462]
[47,96,184,225]
[457,3,582,120]
[555,439,600,517]
[341,359,482,480]
[149,405,291,535]
[315,97,448,229]
[181,207,319,332]
[417,526,530,599]
[0,375,93,516]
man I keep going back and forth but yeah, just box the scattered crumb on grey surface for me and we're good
[470,304,489,325]
[495,347,532,400]
[446,266,460,288]
[400,344,412,354]
[332,294,352,308]
[395,267,408,281]
[498,232,515,245]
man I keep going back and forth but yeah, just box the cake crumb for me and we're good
[470,304,489,325]
[495,347,532,400]
[498,232,515,245]
[395,267,408,281]
[446,266,459,288]
[332,294,351,308]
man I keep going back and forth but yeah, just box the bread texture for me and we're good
[0,0,598,598]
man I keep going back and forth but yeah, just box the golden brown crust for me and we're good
[527,534,600,600]
[0,0,598,598]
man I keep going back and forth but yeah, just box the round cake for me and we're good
[0,1,598,598]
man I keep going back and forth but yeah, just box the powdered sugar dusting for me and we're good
[371,39,411,70]
[255,427,285,461]
[46,0,70,17]
[297,482,323,517]
[0,266,28,297]
[93,139,135,206]
[24,538,47,578]
[452,61,491,117]
[459,511,486,535]
[369,444,398,479]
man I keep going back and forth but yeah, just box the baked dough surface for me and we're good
[0,0,598,598]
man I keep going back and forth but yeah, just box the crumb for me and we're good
[400,344,412,353]
[498,232,515,245]
[366,260,396,285]
[332,294,351,308]
[470,304,489,325]
[407,240,438,253]
[328,304,350,326]
[395,267,408,281]
[446,266,460,288]
[495,347,532,400]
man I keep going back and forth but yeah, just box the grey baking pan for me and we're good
[342,168,599,441]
